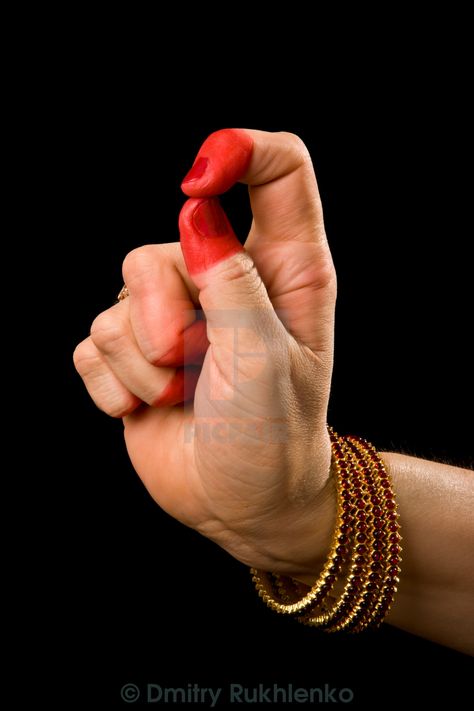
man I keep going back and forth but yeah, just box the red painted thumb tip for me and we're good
[179,198,243,276]
[192,198,230,237]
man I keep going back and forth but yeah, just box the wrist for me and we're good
[255,428,336,578]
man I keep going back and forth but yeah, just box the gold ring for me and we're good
[117,285,129,302]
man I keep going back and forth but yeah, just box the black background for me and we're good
[42,56,474,709]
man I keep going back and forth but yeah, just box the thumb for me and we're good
[178,197,243,279]
[179,197,282,358]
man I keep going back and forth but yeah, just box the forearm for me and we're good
[380,453,474,654]
[298,452,474,654]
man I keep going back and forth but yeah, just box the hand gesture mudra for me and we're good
[74,129,337,578]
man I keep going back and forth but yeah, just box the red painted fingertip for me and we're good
[154,319,209,367]
[153,367,201,407]
[181,129,253,197]
[182,157,209,184]
[179,197,243,276]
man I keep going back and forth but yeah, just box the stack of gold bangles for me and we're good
[251,428,402,632]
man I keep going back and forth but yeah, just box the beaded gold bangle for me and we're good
[251,429,350,616]
[301,433,378,631]
[250,429,402,633]
[344,436,402,630]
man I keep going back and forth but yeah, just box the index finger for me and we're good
[181,128,325,245]
[181,129,335,356]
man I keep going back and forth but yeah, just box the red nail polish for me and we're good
[192,198,230,237]
[179,198,243,276]
[182,157,209,184]
[181,129,253,197]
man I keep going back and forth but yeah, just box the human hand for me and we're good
[74,129,337,578]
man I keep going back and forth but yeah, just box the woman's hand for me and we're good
[74,130,337,578]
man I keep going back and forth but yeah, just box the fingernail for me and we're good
[179,198,243,276]
[182,157,209,185]
[192,198,230,237]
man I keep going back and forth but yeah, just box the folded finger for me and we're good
[122,243,209,367]
[90,301,200,407]
[73,337,141,417]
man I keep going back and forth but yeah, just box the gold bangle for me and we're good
[250,429,402,633]
[251,429,350,616]
[344,436,402,631]
[301,433,377,630]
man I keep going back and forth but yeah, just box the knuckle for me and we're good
[279,132,311,164]
[104,394,137,419]
[198,254,266,317]
[145,348,171,367]
[90,310,127,353]
[122,245,159,288]
[73,339,102,376]
[73,338,139,419]
[218,253,262,291]
[315,257,338,295]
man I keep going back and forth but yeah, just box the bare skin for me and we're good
[74,129,474,655]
